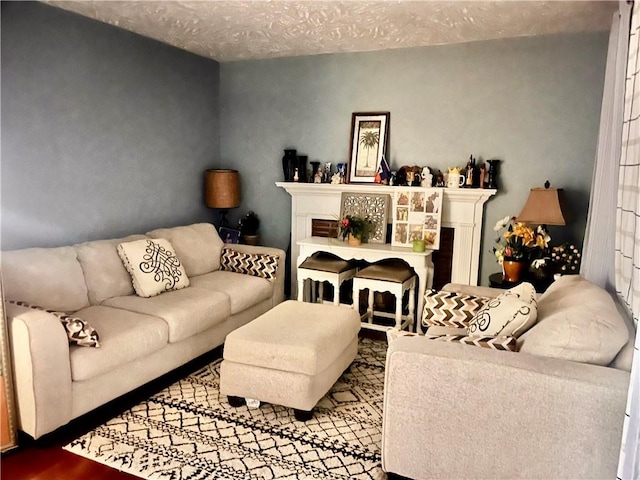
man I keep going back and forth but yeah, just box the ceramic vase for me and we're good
[347,234,362,246]
[503,260,526,283]
[282,149,297,181]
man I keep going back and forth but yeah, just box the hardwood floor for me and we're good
[0,330,389,480]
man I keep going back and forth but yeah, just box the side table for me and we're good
[489,272,552,294]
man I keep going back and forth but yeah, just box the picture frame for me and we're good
[347,112,390,183]
[391,188,443,249]
[219,227,240,244]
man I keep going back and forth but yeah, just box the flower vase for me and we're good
[502,260,526,283]
[347,234,362,246]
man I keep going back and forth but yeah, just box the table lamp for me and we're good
[516,180,566,227]
[204,169,241,227]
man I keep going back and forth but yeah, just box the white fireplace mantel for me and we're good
[276,182,496,294]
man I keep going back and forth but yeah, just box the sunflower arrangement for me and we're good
[492,216,550,264]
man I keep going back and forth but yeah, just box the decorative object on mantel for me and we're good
[204,169,241,228]
[282,149,297,181]
[347,111,390,184]
[391,187,443,249]
[339,192,389,244]
[296,155,308,183]
[339,214,375,246]
[486,159,500,189]
[446,167,465,188]
[374,154,391,184]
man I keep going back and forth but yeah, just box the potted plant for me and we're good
[492,215,549,282]
[339,214,375,246]
[238,211,260,245]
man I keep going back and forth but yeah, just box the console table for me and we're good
[297,236,434,330]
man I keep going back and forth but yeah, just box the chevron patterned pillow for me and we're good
[426,334,517,352]
[7,300,100,347]
[422,290,490,329]
[220,248,278,281]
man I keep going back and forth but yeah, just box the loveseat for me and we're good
[1,223,285,439]
[382,275,634,479]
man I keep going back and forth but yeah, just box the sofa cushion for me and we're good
[518,275,629,366]
[69,306,169,381]
[75,234,147,305]
[117,239,190,298]
[189,270,272,315]
[147,223,223,277]
[7,300,100,347]
[103,287,230,343]
[422,289,490,329]
[1,246,89,312]
[468,283,537,337]
[219,248,279,281]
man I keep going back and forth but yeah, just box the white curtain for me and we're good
[616,1,640,478]
[582,3,631,292]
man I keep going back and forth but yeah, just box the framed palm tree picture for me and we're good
[347,112,390,183]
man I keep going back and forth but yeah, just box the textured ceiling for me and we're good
[47,1,617,62]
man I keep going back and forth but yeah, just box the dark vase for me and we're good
[487,159,500,189]
[282,149,297,182]
[297,155,308,183]
[310,161,321,182]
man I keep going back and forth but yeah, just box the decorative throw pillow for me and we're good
[467,284,537,337]
[8,300,100,347]
[117,238,189,298]
[422,289,490,329]
[426,334,517,352]
[219,248,279,281]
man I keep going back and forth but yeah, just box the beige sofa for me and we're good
[382,275,633,479]
[1,223,285,439]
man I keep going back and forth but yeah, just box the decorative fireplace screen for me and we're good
[339,192,390,244]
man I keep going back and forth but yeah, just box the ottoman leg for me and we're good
[227,395,246,407]
[294,408,314,422]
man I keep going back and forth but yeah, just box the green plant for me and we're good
[339,215,375,241]
[238,211,260,236]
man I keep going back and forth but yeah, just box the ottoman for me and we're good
[220,300,361,420]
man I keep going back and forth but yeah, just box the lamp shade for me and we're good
[204,169,240,209]
[517,187,565,226]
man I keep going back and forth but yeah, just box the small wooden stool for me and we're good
[297,252,358,305]
[352,259,416,332]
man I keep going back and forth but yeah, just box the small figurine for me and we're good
[465,155,475,187]
[421,166,433,187]
[435,170,445,187]
[331,172,341,184]
[293,167,299,182]
[314,169,323,183]
[479,164,487,188]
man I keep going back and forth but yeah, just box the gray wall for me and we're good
[220,32,608,285]
[1,2,220,250]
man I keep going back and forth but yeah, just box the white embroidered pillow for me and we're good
[117,238,189,298]
[467,283,537,337]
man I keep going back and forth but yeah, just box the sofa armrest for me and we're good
[223,243,286,306]
[382,336,630,479]
[6,303,73,439]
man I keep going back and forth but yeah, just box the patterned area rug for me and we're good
[64,338,388,480]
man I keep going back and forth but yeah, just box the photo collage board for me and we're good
[391,188,443,249]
